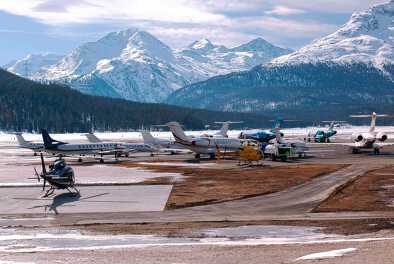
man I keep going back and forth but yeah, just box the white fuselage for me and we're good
[177,137,242,154]
[351,132,378,149]
[46,142,122,155]
[19,142,44,151]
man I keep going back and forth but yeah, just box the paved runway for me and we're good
[0,185,173,214]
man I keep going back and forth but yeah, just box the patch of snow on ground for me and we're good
[296,248,357,260]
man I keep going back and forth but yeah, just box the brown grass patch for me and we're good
[315,166,394,212]
[120,162,347,209]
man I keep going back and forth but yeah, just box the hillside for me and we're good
[166,62,394,121]
[0,69,267,132]
[166,1,394,121]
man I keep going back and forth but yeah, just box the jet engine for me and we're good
[376,132,388,142]
[351,133,363,142]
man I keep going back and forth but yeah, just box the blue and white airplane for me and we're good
[239,119,284,143]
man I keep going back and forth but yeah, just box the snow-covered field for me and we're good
[1,125,394,144]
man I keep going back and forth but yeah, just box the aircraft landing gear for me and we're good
[374,148,380,155]
[209,153,216,160]
[195,154,201,160]
[78,157,83,162]
[100,158,104,163]
[34,152,37,156]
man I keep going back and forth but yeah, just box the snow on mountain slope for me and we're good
[6,29,291,103]
[273,0,394,67]
[44,28,138,80]
[6,53,64,78]
[175,38,292,79]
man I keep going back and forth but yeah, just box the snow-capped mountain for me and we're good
[273,0,394,67]
[5,53,64,78]
[5,30,291,103]
[175,38,292,81]
[166,1,394,118]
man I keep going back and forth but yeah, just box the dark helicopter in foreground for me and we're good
[34,153,79,197]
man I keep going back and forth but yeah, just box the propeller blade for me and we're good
[43,178,46,191]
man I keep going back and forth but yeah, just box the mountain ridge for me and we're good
[6,30,292,103]
[166,1,394,119]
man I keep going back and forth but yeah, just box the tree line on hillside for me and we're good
[166,62,394,123]
[0,69,267,132]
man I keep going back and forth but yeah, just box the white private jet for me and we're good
[165,122,243,159]
[85,132,159,156]
[15,133,44,155]
[42,129,124,162]
[210,121,243,138]
[345,112,392,154]
[141,131,191,155]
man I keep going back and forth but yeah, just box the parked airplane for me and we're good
[306,121,338,143]
[239,119,284,143]
[345,112,392,154]
[42,129,124,162]
[141,131,191,155]
[15,133,44,155]
[85,132,158,156]
[212,121,243,138]
[165,122,243,159]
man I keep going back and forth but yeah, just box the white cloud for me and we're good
[0,0,225,24]
[0,0,388,50]
[265,6,305,16]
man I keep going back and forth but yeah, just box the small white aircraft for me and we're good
[345,112,392,154]
[165,122,243,159]
[15,133,44,155]
[141,131,191,155]
[212,121,243,138]
[84,132,159,156]
[42,129,124,162]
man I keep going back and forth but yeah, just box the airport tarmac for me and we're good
[0,136,394,263]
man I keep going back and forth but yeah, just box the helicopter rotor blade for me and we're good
[34,168,40,182]
[40,153,46,175]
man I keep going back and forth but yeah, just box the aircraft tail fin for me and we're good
[274,118,284,130]
[85,133,102,143]
[141,131,157,145]
[217,122,230,137]
[329,121,335,131]
[165,122,190,143]
[41,129,64,149]
[370,112,377,133]
[15,133,29,147]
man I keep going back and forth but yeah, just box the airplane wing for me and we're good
[307,142,356,147]
[160,148,193,154]
[374,142,394,147]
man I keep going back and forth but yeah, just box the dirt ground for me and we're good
[80,218,394,237]
[120,162,347,209]
[315,166,394,212]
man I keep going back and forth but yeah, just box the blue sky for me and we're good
[0,0,387,65]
